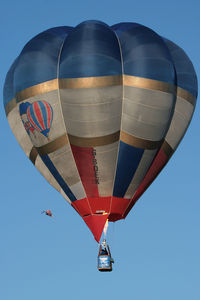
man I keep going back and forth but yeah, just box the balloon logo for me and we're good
[26,101,53,139]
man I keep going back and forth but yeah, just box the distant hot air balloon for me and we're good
[3,21,198,244]
[41,210,53,217]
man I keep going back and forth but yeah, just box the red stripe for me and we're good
[71,145,99,197]
[27,108,41,132]
[123,149,169,218]
[45,102,52,128]
[34,102,45,131]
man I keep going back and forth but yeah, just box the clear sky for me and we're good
[1,0,200,299]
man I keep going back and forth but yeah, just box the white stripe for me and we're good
[95,142,119,197]
[60,86,122,137]
[35,155,60,192]
[48,144,86,199]
[165,97,194,150]
[122,86,175,141]
[69,181,86,200]
[60,85,122,105]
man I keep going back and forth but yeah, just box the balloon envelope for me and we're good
[4,21,198,242]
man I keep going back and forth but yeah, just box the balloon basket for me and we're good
[98,255,112,272]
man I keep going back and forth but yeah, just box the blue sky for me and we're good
[1,0,200,299]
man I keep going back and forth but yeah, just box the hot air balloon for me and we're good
[4,21,198,249]
[41,210,53,217]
